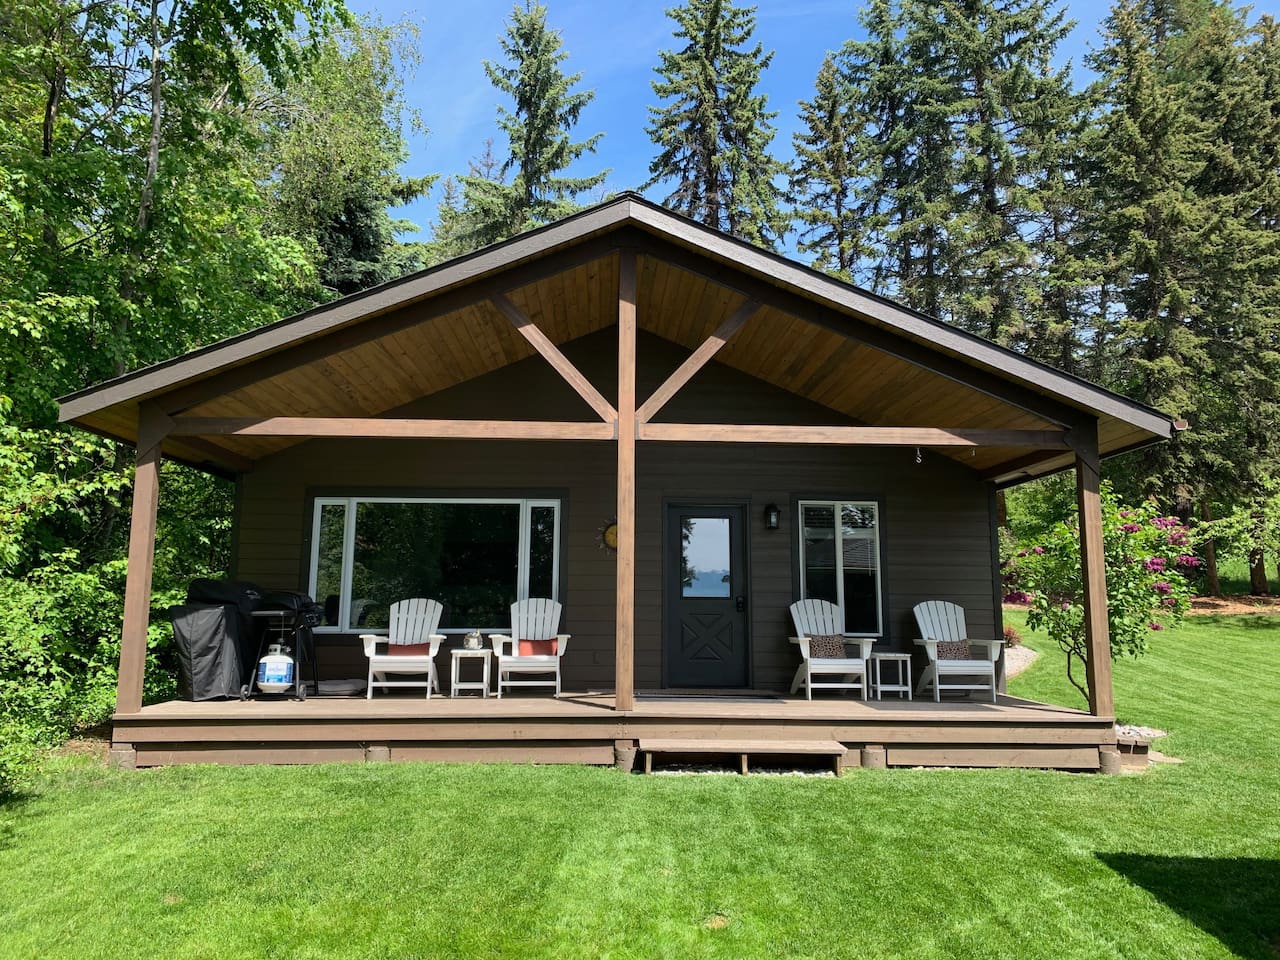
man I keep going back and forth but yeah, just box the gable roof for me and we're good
[58,193,1177,484]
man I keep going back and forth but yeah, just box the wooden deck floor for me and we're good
[113,692,1115,772]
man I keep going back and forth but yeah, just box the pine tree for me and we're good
[791,54,858,279]
[1181,5,1280,588]
[645,0,788,248]
[901,0,1075,339]
[1086,0,1214,503]
[461,2,607,247]
[837,0,919,297]
[1020,59,1103,376]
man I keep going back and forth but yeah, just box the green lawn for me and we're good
[1,615,1277,960]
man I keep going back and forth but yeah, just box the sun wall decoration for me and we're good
[597,517,618,553]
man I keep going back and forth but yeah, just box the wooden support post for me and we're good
[1073,421,1115,719]
[117,403,171,715]
[861,745,888,769]
[615,250,637,712]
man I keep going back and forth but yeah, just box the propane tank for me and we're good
[256,644,295,694]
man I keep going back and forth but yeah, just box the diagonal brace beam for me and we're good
[490,293,618,423]
[637,299,761,423]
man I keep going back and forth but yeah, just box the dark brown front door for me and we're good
[664,504,749,688]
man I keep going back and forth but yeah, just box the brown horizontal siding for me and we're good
[235,328,999,692]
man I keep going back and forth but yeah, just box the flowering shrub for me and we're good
[1003,483,1193,704]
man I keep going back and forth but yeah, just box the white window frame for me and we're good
[797,500,883,637]
[307,496,561,634]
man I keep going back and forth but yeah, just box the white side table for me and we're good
[450,648,492,698]
[872,652,912,701]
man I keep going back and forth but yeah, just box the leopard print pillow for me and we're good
[935,640,971,660]
[808,634,848,658]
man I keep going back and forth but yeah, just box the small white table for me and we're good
[872,652,912,701]
[450,648,492,698]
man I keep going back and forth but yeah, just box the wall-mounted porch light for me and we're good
[764,503,780,530]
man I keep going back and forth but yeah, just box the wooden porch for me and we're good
[112,692,1116,772]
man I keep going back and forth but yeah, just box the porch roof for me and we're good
[57,193,1178,484]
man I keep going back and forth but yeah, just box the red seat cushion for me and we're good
[518,638,558,656]
[388,642,433,656]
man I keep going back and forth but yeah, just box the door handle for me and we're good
[735,596,746,612]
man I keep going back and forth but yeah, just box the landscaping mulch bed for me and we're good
[1006,595,1280,617]
[1188,594,1280,615]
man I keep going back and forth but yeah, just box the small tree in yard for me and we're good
[1007,483,1196,704]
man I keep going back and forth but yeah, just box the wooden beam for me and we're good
[638,423,1071,448]
[170,417,615,441]
[490,293,618,423]
[980,450,1062,482]
[151,237,621,417]
[117,403,169,715]
[637,300,760,423]
[1072,421,1115,719]
[615,250,637,712]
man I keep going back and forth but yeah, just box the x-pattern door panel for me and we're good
[664,505,749,687]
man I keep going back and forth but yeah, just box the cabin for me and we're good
[58,194,1176,772]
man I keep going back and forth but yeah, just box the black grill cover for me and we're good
[186,579,263,621]
[169,604,252,701]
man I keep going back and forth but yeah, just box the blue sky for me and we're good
[343,0,1116,242]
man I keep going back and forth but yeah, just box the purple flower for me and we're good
[1119,510,1134,519]
[1144,557,1167,572]
[1003,591,1031,604]
[1176,554,1202,568]
[1168,531,1189,546]
[1152,581,1172,595]
[1121,523,1142,533]
[1163,597,1178,607]
[1148,622,1164,631]
[1032,546,1045,555]
[1153,516,1179,529]
[1061,602,1071,610]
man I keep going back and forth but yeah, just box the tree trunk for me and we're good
[1248,546,1269,595]
[1200,501,1220,597]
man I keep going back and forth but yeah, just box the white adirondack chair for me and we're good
[360,598,446,699]
[911,600,1005,703]
[788,599,876,700]
[488,598,570,698]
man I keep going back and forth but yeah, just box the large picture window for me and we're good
[798,501,882,636]
[308,497,560,633]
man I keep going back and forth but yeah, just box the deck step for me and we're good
[639,738,847,775]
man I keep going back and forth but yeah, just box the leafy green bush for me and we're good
[0,719,40,799]
[1005,482,1194,703]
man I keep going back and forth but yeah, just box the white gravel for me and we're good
[1003,644,1039,678]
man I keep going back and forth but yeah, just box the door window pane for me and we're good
[681,517,731,597]
[351,502,521,630]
